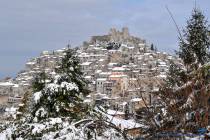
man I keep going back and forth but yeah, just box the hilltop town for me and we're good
[0,27,182,122]
[0,1,210,138]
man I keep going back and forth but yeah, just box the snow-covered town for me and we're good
[0,28,185,138]
[0,1,210,139]
[0,28,182,121]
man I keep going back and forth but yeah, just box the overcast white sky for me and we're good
[0,0,210,78]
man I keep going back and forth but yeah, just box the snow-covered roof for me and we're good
[121,44,135,49]
[18,104,24,107]
[5,107,18,112]
[80,62,92,66]
[41,51,50,55]
[120,102,127,106]
[93,47,101,50]
[86,95,91,98]
[84,76,91,79]
[95,70,102,73]
[78,53,89,57]
[90,54,105,57]
[107,109,125,115]
[107,63,118,67]
[109,74,127,78]
[101,96,112,100]
[0,82,14,86]
[97,107,145,129]
[144,53,151,55]
[138,43,145,46]
[99,59,104,62]
[121,44,127,47]
[167,56,173,59]
[112,67,125,71]
[55,49,65,52]
[156,74,167,79]
[50,71,56,75]
[26,61,36,65]
[127,46,135,49]
[84,99,92,103]
[131,98,142,102]
[110,117,144,129]
[129,78,137,81]
[97,78,107,82]
[137,56,143,60]
[152,87,159,92]
[13,84,19,88]
[158,61,167,66]
[99,72,111,75]
[108,50,119,53]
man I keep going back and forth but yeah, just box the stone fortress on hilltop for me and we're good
[89,27,145,44]
[0,27,183,121]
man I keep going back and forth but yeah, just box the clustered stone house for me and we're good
[0,27,182,120]
[78,28,183,116]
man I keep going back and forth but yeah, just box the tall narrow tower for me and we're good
[122,27,130,39]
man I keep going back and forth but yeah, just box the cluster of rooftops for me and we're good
[0,28,183,125]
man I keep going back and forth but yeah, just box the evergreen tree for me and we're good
[124,104,129,120]
[145,8,210,134]
[165,61,187,88]
[178,8,210,71]
[32,48,89,121]
[32,71,48,92]
[150,43,154,51]
[137,8,210,135]
[56,48,89,96]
